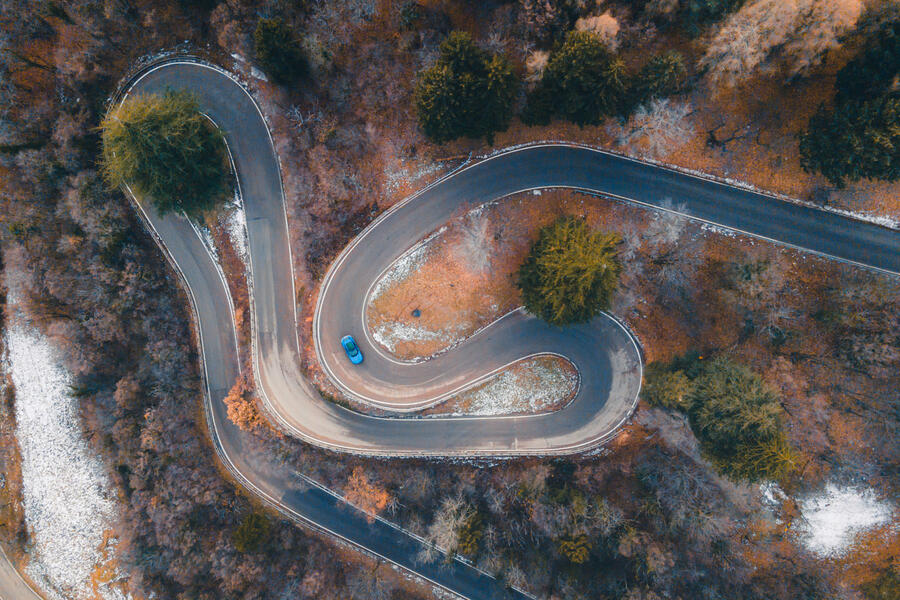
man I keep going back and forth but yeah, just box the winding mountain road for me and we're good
[118,58,900,600]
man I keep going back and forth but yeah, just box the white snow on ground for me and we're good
[6,318,126,599]
[793,483,894,556]
[371,322,463,355]
[249,66,268,82]
[445,357,579,416]
[226,199,250,263]
[383,160,444,195]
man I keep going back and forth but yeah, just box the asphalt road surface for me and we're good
[0,549,41,600]
[116,58,900,600]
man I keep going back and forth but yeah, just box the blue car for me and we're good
[340,335,364,364]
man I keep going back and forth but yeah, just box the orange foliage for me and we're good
[344,467,391,523]
[840,520,900,590]
[222,375,266,433]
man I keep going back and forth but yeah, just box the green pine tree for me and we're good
[799,95,899,187]
[800,18,900,187]
[525,31,629,127]
[101,89,231,218]
[254,17,309,85]
[232,512,270,553]
[517,217,622,326]
[630,51,688,106]
[415,31,519,144]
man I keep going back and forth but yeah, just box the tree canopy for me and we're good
[835,18,899,105]
[254,17,309,85]
[101,89,230,218]
[800,18,900,187]
[232,512,270,553]
[523,30,628,126]
[630,51,687,106]
[415,31,519,143]
[642,354,798,481]
[799,95,899,187]
[517,217,621,326]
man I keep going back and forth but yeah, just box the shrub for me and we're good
[456,511,484,557]
[415,32,519,144]
[254,17,309,85]
[641,363,694,411]
[524,30,628,126]
[101,89,230,218]
[558,533,592,564]
[517,217,621,326]
[232,512,270,553]
[630,51,687,106]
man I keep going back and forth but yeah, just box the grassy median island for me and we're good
[366,191,628,361]
[101,89,231,218]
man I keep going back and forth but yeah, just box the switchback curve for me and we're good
[118,57,900,599]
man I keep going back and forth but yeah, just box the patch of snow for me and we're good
[445,357,579,417]
[371,322,459,354]
[226,199,250,264]
[191,222,219,261]
[760,481,787,507]
[793,483,894,557]
[249,66,268,82]
[230,52,247,64]
[383,160,444,195]
[700,222,738,238]
[5,314,127,599]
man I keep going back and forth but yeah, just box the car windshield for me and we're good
[345,340,357,353]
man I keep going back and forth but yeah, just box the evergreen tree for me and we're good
[517,217,621,326]
[232,512,270,553]
[101,89,230,218]
[835,19,900,105]
[800,17,900,187]
[799,94,899,187]
[254,17,308,85]
[643,354,798,482]
[415,31,519,144]
[630,51,688,106]
[524,30,628,127]
[641,363,694,411]
[688,357,783,461]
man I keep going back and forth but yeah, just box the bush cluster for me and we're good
[642,354,799,482]
[800,19,900,187]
